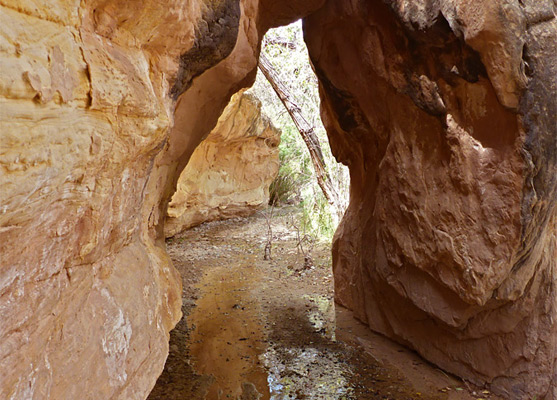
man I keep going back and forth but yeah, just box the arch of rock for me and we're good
[0,0,555,399]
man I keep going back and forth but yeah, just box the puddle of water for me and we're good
[261,347,354,400]
[188,260,270,399]
[187,259,352,400]
[260,294,353,400]
[155,213,483,400]
[302,294,336,341]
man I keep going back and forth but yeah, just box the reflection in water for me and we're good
[262,347,354,400]
[261,294,354,400]
[188,260,270,399]
[152,214,478,400]
[188,258,354,399]
[303,294,336,340]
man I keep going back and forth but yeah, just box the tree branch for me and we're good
[258,53,343,219]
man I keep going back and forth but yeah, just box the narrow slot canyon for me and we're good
[0,1,555,400]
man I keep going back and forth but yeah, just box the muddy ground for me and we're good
[148,207,498,400]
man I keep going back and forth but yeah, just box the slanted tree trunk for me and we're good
[258,53,344,220]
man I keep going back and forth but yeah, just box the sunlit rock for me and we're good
[165,92,280,237]
[0,0,323,398]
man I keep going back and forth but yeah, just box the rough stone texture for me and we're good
[2,0,554,398]
[141,0,324,244]
[0,1,193,398]
[0,1,323,399]
[304,1,556,399]
[165,91,280,237]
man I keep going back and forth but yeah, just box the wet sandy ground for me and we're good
[148,208,499,400]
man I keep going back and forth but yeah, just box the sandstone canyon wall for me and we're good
[165,91,280,238]
[0,2,187,398]
[0,0,322,399]
[1,0,555,399]
[304,1,556,399]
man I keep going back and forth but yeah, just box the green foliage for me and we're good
[269,125,312,205]
[300,191,337,241]
[250,21,350,242]
[268,165,296,206]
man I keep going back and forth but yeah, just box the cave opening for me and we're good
[149,21,365,400]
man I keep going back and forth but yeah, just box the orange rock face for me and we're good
[0,1,192,397]
[304,1,556,399]
[165,91,280,237]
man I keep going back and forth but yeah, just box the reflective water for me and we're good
[149,213,480,400]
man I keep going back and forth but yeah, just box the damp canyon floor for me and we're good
[148,207,498,400]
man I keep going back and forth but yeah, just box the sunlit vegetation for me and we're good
[249,21,350,241]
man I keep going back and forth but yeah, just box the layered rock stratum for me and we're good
[165,91,280,238]
[0,0,555,399]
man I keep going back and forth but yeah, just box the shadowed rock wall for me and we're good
[165,91,280,237]
[304,1,556,399]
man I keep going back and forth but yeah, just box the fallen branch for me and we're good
[258,53,344,221]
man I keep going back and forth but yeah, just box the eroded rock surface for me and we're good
[1,0,554,399]
[165,91,280,237]
[0,0,322,399]
[0,1,193,397]
[304,1,556,399]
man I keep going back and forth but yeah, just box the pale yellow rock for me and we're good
[165,92,280,237]
[0,2,191,399]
